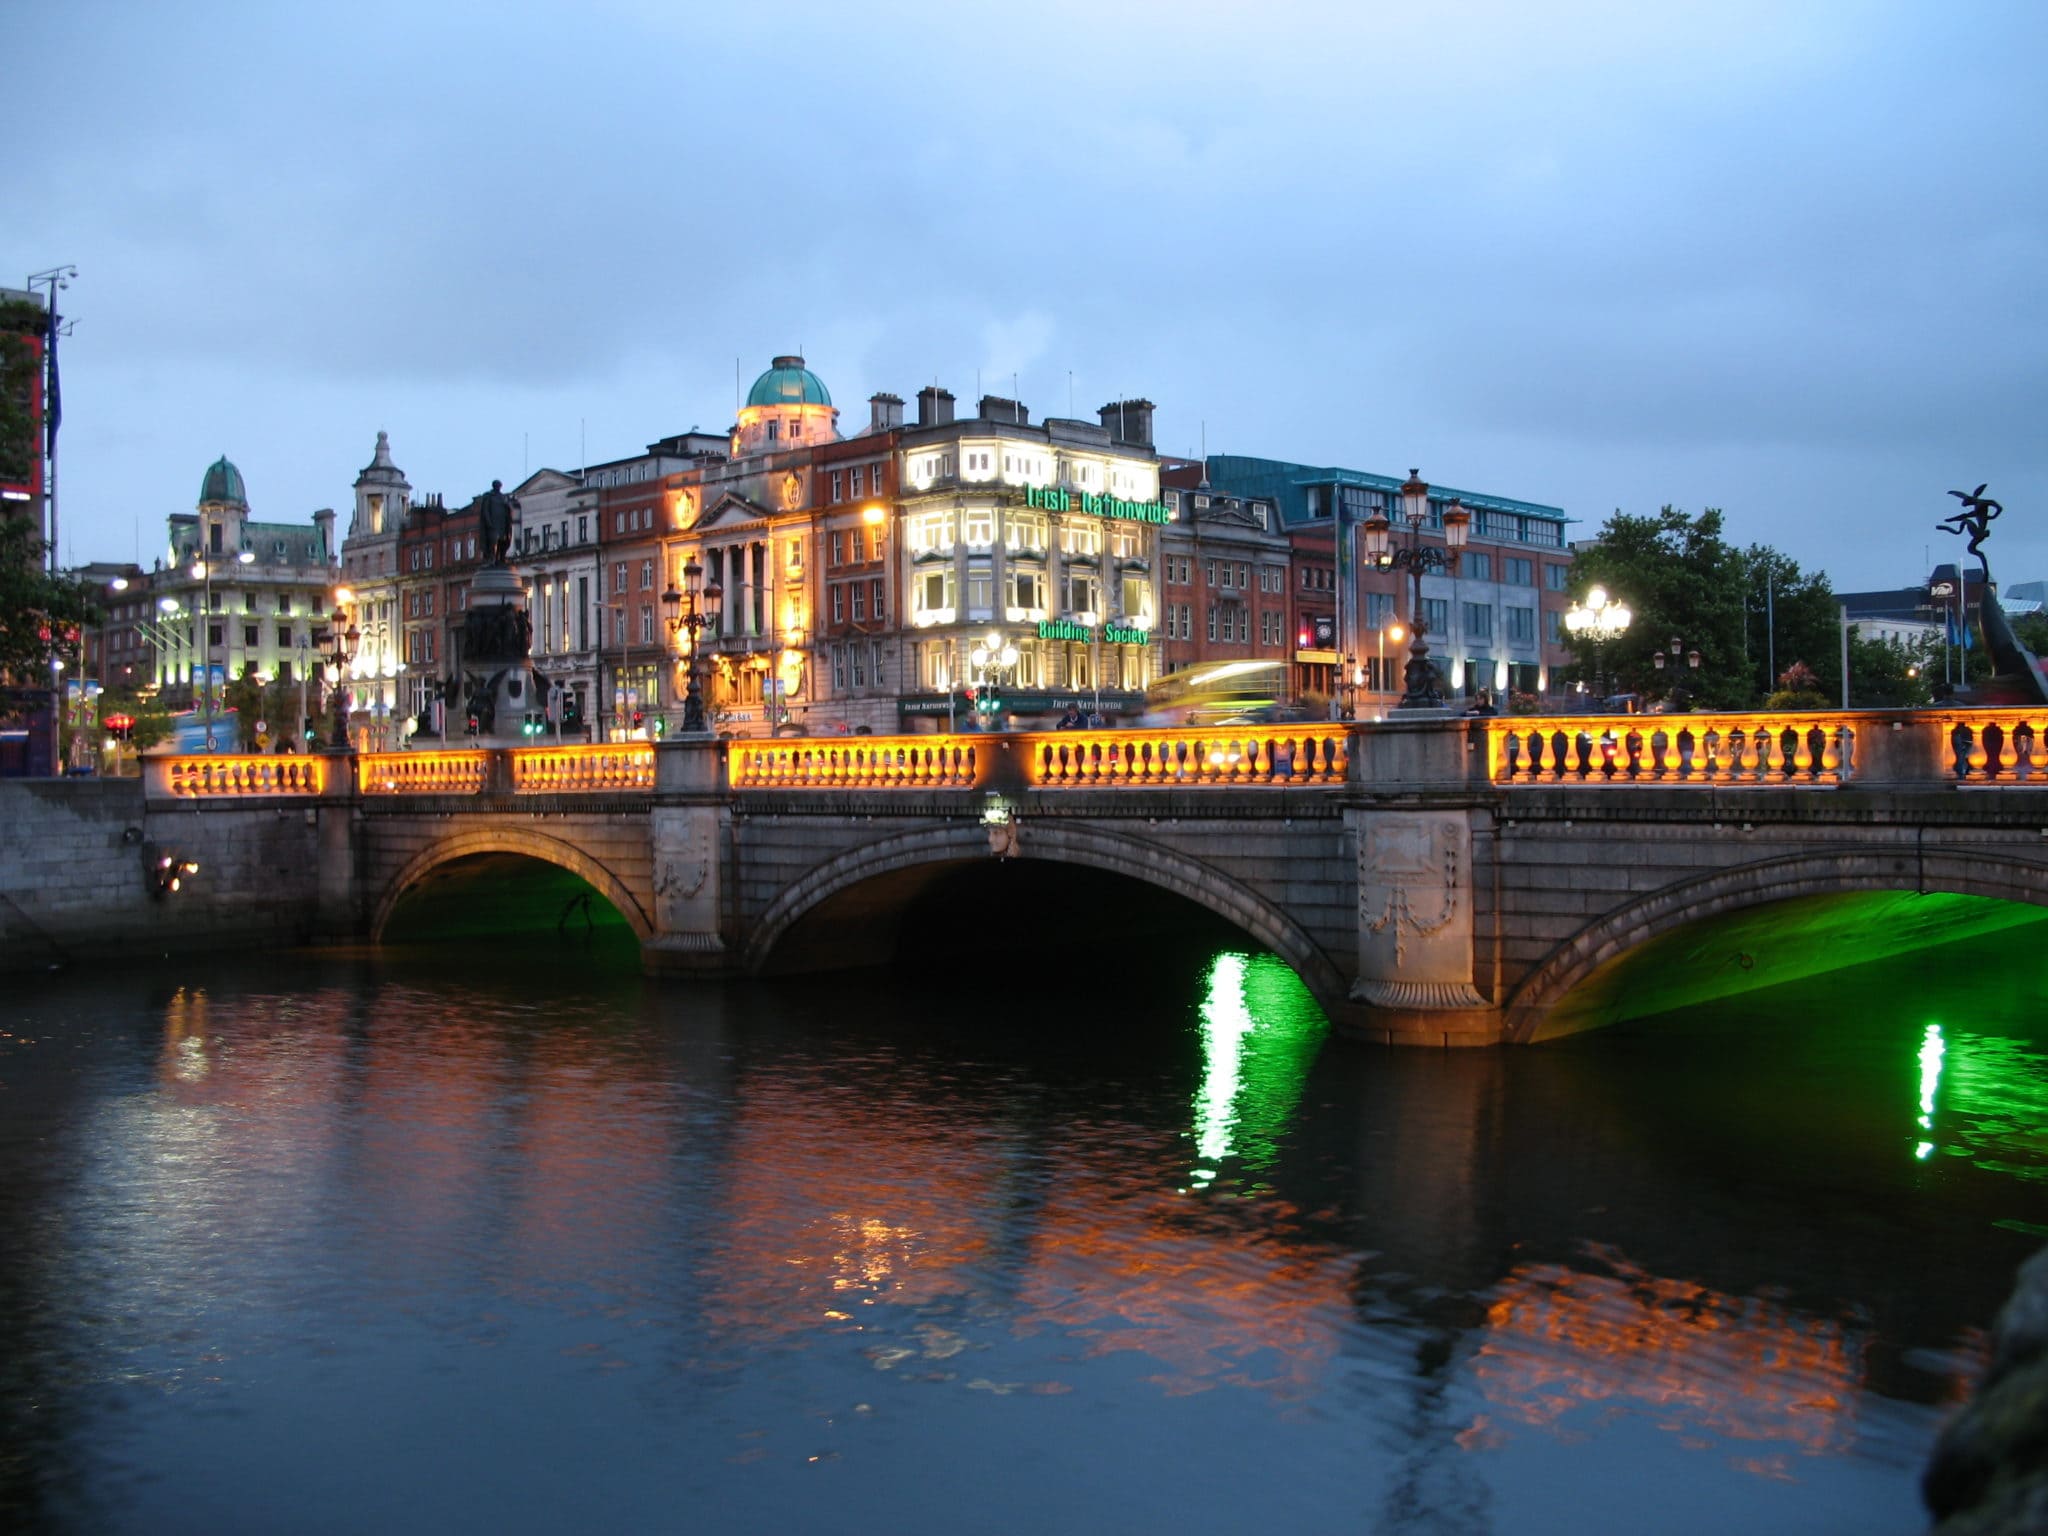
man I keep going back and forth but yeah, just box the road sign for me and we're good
[255,719,268,734]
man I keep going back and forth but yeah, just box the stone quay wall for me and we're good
[0,778,325,970]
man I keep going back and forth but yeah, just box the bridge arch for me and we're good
[1504,846,2048,1042]
[743,819,1348,1008]
[369,827,654,943]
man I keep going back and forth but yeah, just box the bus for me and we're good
[1141,659,1293,726]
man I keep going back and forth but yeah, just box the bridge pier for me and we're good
[643,737,740,977]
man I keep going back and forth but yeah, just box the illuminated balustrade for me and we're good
[1927,709,2048,784]
[1027,723,1349,788]
[154,754,329,798]
[510,745,655,793]
[1486,713,1853,787]
[358,751,489,795]
[728,736,979,789]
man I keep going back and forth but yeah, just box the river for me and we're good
[1,917,2042,1534]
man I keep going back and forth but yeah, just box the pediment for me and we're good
[513,468,579,496]
[696,492,775,531]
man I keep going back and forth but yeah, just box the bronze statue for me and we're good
[477,479,517,565]
[1934,482,2047,706]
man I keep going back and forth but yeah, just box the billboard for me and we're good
[0,288,46,510]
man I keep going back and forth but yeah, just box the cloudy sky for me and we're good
[9,1,2044,591]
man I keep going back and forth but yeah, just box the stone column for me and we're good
[313,750,360,940]
[643,736,737,975]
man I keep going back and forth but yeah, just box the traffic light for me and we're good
[466,712,480,737]
[521,713,543,738]
[652,716,666,738]
[562,693,584,730]
[303,716,317,742]
[104,713,135,742]
[631,708,644,730]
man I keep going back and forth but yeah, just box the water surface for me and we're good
[0,924,2040,1535]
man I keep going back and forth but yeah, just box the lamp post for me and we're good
[662,558,724,735]
[321,587,360,751]
[190,550,254,750]
[1360,470,1470,710]
[1651,634,1703,710]
[968,630,1018,731]
[1376,619,1406,706]
[1564,585,1633,704]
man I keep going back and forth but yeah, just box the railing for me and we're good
[1028,723,1349,787]
[510,744,654,792]
[358,751,489,795]
[1487,713,1854,787]
[153,754,330,798]
[1930,709,2048,785]
[728,736,979,789]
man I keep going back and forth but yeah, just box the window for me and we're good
[1463,552,1492,582]
[1007,512,1048,554]
[868,525,885,562]
[1010,570,1040,610]
[1463,602,1494,639]
[964,506,995,547]
[614,563,629,595]
[871,577,886,621]
[1120,574,1149,618]
[1545,609,1566,643]
[766,420,779,442]
[832,586,845,624]
[829,531,844,567]
[830,471,843,502]
[1544,562,1571,591]
[243,625,258,647]
[832,646,847,690]
[1066,574,1097,614]
[1206,606,1218,642]
[850,643,865,685]
[640,606,654,645]
[1205,560,1217,588]
[850,466,864,498]
[916,569,954,615]
[1506,606,1537,644]
[1423,598,1450,635]
[966,566,993,616]
[1505,556,1535,586]
[1060,521,1102,557]
[641,558,655,590]
[577,515,589,543]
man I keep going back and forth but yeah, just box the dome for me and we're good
[199,455,247,507]
[745,355,831,409]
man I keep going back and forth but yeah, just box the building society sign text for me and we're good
[1024,484,1172,524]
[1038,619,1152,645]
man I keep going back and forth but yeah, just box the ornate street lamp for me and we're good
[321,587,361,751]
[968,630,1018,731]
[1564,585,1632,703]
[1360,470,1469,709]
[663,558,724,735]
[1652,634,1703,712]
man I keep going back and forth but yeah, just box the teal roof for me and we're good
[199,455,247,506]
[746,355,831,408]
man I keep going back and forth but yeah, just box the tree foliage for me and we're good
[1563,507,1751,708]
[0,518,96,683]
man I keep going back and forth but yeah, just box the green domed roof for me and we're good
[199,455,247,506]
[746,355,831,408]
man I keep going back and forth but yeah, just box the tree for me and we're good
[0,518,96,684]
[1565,507,1749,708]
[1844,629,1935,709]
[1738,545,1842,706]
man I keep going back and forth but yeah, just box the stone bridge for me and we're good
[121,707,2048,1045]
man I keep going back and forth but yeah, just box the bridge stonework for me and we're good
[63,711,2048,1044]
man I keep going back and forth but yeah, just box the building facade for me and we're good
[150,457,339,715]
[1204,456,1576,709]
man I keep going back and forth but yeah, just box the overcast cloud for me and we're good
[9,0,2044,590]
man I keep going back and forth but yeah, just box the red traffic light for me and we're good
[104,713,135,731]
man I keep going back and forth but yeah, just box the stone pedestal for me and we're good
[643,737,737,976]
[463,563,544,744]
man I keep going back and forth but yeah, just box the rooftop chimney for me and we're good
[978,394,1029,426]
[1098,398,1156,448]
[870,392,904,431]
[916,386,955,427]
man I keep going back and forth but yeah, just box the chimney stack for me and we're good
[978,395,1029,426]
[1098,398,1156,447]
[916,386,955,427]
[869,392,904,431]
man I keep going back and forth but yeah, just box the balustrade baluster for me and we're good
[1965,727,1990,781]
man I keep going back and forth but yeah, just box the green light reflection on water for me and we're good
[1915,1023,1944,1162]
[1188,951,1328,1188]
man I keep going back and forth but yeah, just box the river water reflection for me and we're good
[1,925,2043,1535]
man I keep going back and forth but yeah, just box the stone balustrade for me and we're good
[148,753,332,798]
[727,737,979,789]
[510,744,655,793]
[139,709,2048,806]
[357,751,490,796]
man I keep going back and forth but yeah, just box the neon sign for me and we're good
[1037,619,1151,645]
[1024,484,1171,524]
